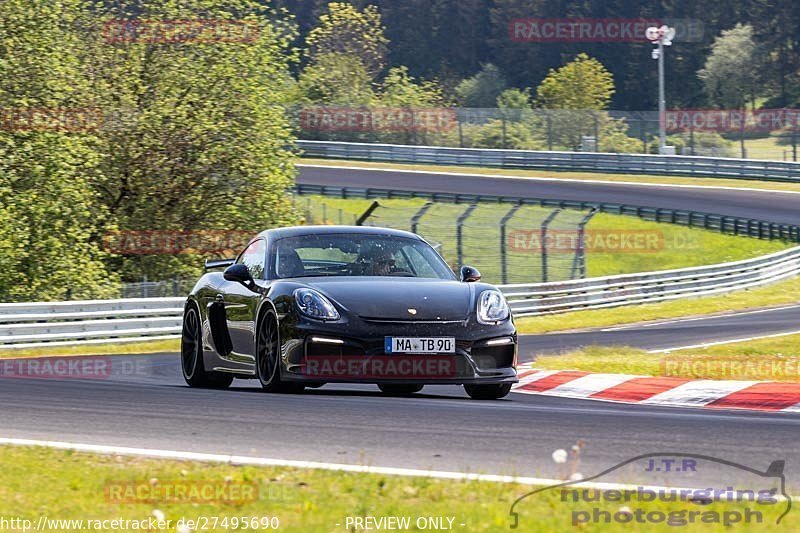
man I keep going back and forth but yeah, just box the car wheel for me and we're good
[377,384,424,395]
[463,383,512,400]
[256,312,304,394]
[181,304,233,389]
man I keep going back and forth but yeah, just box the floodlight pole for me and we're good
[648,25,673,154]
[658,39,666,153]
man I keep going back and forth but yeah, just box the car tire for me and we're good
[463,383,512,400]
[377,384,424,395]
[256,311,304,394]
[181,304,233,389]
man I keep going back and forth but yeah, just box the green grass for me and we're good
[534,333,800,383]
[300,157,800,193]
[296,194,791,284]
[515,276,800,334]
[1,445,794,532]
[0,338,180,360]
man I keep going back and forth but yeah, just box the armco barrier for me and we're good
[297,140,800,183]
[502,245,800,316]
[0,298,184,349]
[2,246,799,345]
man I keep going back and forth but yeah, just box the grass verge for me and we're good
[0,338,180,360]
[534,334,800,382]
[515,276,800,334]
[299,157,800,194]
[0,445,793,531]
[298,194,790,284]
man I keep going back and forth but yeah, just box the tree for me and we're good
[82,0,299,283]
[380,67,445,107]
[698,24,761,110]
[0,0,114,301]
[455,64,507,107]
[536,53,615,110]
[305,2,389,78]
[298,53,376,105]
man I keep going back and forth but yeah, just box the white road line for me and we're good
[648,329,800,353]
[601,304,800,332]
[298,163,800,196]
[639,380,757,408]
[1,437,791,499]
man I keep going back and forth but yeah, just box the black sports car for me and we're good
[181,225,518,399]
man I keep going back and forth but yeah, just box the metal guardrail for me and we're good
[503,245,800,317]
[3,246,799,345]
[294,184,800,242]
[0,298,184,349]
[298,140,800,183]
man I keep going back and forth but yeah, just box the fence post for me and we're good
[456,204,478,267]
[355,201,381,226]
[571,208,597,279]
[411,202,433,234]
[540,209,561,282]
[499,203,522,284]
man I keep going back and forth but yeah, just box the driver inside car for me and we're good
[367,248,396,276]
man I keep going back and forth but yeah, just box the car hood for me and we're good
[304,277,472,321]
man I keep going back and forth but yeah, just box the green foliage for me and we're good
[536,53,614,111]
[298,52,376,105]
[305,2,388,77]
[0,0,114,301]
[454,64,507,107]
[496,88,531,110]
[380,66,445,107]
[0,0,300,300]
[698,24,761,109]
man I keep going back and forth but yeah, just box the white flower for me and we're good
[152,509,165,522]
[177,524,192,533]
[569,472,583,481]
[571,444,580,452]
[552,449,568,464]
[618,506,632,516]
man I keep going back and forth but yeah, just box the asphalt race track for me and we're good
[297,164,800,224]
[519,304,800,359]
[3,165,800,490]
[1,353,798,490]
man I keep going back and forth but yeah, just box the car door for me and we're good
[222,238,267,363]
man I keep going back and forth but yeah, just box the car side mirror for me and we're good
[460,265,481,282]
[223,264,259,292]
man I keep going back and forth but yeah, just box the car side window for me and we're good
[236,239,266,279]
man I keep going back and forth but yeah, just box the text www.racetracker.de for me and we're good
[0,516,280,531]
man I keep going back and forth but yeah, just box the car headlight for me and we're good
[294,288,340,321]
[477,290,510,324]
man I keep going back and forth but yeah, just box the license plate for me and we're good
[385,337,455,354]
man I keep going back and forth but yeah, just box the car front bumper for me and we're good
[278,315,518,385]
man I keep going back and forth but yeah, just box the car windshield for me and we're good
[271,233,455,280]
